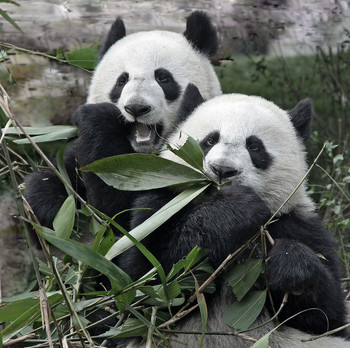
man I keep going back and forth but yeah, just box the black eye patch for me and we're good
[110,72,129,103]
[200,131,220,155]
[246,135,273,170]
[154,68,181,102]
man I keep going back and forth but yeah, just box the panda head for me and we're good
[163,85,315,215]
[87,12,222,153]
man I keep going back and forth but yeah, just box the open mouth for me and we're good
[130,122,164,152]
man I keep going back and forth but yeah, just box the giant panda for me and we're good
[117,85,349,348]
[24,11,221,230]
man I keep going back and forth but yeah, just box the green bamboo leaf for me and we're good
[250,333,270,348]
[65,46,98,69]
[224,259,262,301]
[96,228,115,256]
[3,125,76,136]
[81,153,206,191]
[157,280,181,301]
[13,127,77,144]
[56,143,73,196]
[167,136,205,172]
[53,195,75,239]
[98,318,147,338]
[34,225,132,292]
[0,293,61,342]
[193,274,208,348]
[166,247,208,281]
[121,302,171,346]
[105,184,210,259]
[0,298,38,321]
[184,247,208,272]
[90,206,169,301]
[0,9,22,32]
[115,290,137,313]
[0,1,20,6]
[223,290,267,331]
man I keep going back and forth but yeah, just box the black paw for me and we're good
[267,239,324,293]
[72,102,124,133]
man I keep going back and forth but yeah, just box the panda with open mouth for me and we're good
[24,11,222,229]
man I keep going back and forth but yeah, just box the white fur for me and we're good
[87,30,221,151]
[163,93,315,216]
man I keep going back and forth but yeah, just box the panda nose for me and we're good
[124,104,151,118]
[210,164,239,180]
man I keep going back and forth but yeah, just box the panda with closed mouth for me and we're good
[24,11,221,229]
[118,85,349,347]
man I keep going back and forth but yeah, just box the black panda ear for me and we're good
[99,17,126,59]
[288,98,314,144]
[184,11,218,56]
[177,84,205,123]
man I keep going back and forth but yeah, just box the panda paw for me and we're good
[266,238,325,293]
[72,102,125,134]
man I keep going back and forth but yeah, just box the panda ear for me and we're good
[288,98,314,144]
[184,11,218,56]
[177,84,205,123]
[99,17,126,59]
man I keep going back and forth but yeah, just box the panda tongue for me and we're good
[135,123,152,143]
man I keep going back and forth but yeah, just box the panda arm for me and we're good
[119,184,271,279]
[72,103,139,229]
[25,142,85,228]
[266,213,347,334]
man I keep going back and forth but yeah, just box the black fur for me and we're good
[119,184,271,280]
[184,11,218,56]
[99,17,126,58]
[154,68,181,102]
[177,83,205,123]
[200,131,220,155]
[246,135,273,170]
[71,103,139,228]
[116,187,347,338]
[110,72,129,103]
[24,143,85,229]
[288,98,314,143]
[266,213,346,335]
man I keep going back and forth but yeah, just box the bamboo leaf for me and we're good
[13,127,77,144]
[64,46,98,69]
[3,125,76,136]
[194,274,208,348]
[167,136,205,172]
[34,225,132,292]
[105,184,210,259]
[56,143,73,196]
[0,298,38,321]
[53,195,75,239]
[0,293,61,342]
[224,259,262,301]
[250,334,270,348]
[90,207,169,301]
[121,302,170,346]
[0,9,22,32]
[98,318,147,338]
[223,290,267,331]
[81,153,206,191]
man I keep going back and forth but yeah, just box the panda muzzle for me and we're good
[134,123,156,144]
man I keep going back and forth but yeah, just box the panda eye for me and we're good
[206,138,215,146]
[248,143,259,151]
[117,72,129,86]
[155,69,170,83]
